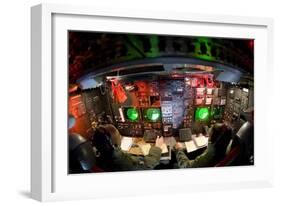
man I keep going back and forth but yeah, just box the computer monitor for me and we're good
[123,107,140,122]
[211,106,224,119]
[195,107,210,121]
[143,107,162,122]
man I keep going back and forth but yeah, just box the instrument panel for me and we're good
[78,74,253,139]
[106,74,230,138]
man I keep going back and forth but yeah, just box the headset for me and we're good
[209,124,232,159]
[209,124,228,143]
[92,126,115,158]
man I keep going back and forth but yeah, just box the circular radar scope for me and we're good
[126,108,139,121]
[195,107,210,121]
[146,108,161,121]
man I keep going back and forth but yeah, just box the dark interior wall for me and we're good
[68,32,254,84]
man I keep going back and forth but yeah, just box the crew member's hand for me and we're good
[175,142,184,150]
[155,136,164,149]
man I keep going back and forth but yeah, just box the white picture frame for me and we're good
[31,3,274,202]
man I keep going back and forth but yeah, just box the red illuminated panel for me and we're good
[205,75,214,88]
[197,78,205,87]
[69,95,86,118]
[68,94,92,139]
[135,81,148,94]
[191,78,198,87]
[196,88,205,96]
[195,97,205,105]
[110,79,128,103]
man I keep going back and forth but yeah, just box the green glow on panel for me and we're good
[195,107,210,121]
[126,108,139,121]
[145,108,161,121]
[147,35,159,57]
[193,37,215,61]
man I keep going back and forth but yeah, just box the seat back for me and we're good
[215,121,254,167]
[215,144,241,166]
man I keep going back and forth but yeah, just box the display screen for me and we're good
[211,106,224,119]
[124,107,140,121]
[143,108,161,122]
[195,107,210,121]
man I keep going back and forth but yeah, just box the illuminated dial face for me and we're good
[146,108,161,121]
[126,108,139,121]
[196,107,210,121]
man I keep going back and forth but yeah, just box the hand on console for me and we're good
[155,136,164,149]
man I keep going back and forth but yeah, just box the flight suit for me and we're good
[97,146,162,171]
[175,144,216,168]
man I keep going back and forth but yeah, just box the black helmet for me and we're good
[91,126,115,159]
[209,123,232,160]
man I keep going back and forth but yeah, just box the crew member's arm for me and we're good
[112,148,161,170]
[142,136,164,168]
[175,143,215,168]
[112,137,163,170]
[143,145,162,169]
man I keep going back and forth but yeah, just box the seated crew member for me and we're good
[174,123,232,168]
[92,124,163,171]
[230,107,254,165]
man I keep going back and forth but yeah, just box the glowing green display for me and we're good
[211,106,223,119]
[195,107,210,121]
[126,108,139,121]
[145,108,161,121]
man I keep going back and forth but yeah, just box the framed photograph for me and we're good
[31,3,274,201]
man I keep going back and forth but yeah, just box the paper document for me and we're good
[193,135,208,148]
[185,141,197,153]
[120,137,133,151]
[160,144,168,154]
[140,144,151,156]
[140,143,168,155]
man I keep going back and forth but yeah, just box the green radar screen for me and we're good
[195,107,210,121]
[125,108,139,121]
[211,106,224,119]
[143,108,161,122]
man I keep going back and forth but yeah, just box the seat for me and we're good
[215,121,254,167]
[69,133,102,173]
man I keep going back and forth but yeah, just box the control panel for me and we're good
[80,74,253,140]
